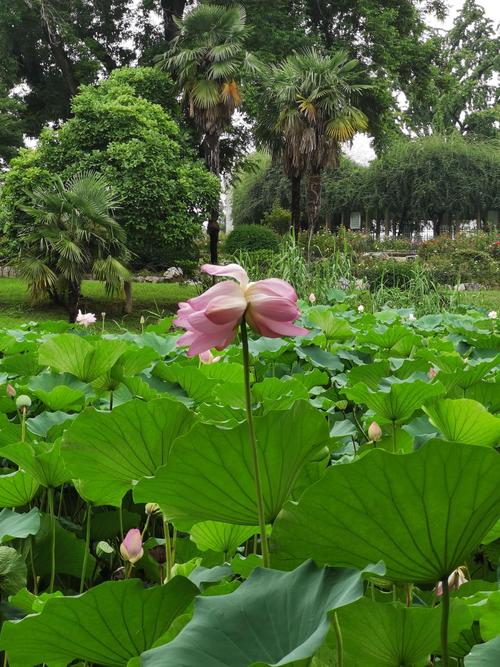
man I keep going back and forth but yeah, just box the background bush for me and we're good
[225,225,280,254]
[262,206,292,235]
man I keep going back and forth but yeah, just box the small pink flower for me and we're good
[199,350,221,364]
[308,293,316,304]
[175,264,308,356]
[120,528,143,564]
[76,310,97,327]
[435,567,468,596]
[6,384,16,398]
[428,367,437,380]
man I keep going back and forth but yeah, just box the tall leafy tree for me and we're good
[270,49,368,246]
[404,0,500,138]
[16,171,130,321]
[159,3,260,263]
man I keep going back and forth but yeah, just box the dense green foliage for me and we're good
[0,68,219,268]
[225,224,280,254]
[0,299,498,665]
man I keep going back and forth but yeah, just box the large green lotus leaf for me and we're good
[0,415,23,446]
[190,521,259,555]
[252,377,309,412]
[336,597,471,667]
[29,372,92,411]
[0,577,198,667]
[271,440,500,582]
[1,351,42,378]
[343,379,444,423]
[423,398,500,447]
[0,470,39,508]
[38,334,128,382]
[26,410,76,438]
[464,381,500,412]
[0,507,40,543]
[62,398,196,506]
[134,401,329,525]
[357,324,421,352]
[140,560,383,667]
[347,361,391,389]
[198,362,244,384]
[295,346,343,371]
[33,514,95,579]
[153,363,222,403]
[0,545,26,596]
[438,355,500,392]
[465,636,500,666]
[460,589,500,641]
[307,310,354,340]
[112,346,159,378]
[105,331,179,357]
[0,441,71,487]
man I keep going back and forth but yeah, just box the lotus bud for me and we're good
[488,310,497,320]
[120,528,143,564]
[435,566,468,596]
[140,315,145,325]
[145,503,160,515]
[357,304,364,313]
[428,367,437,380]
[308,293,316,304]
[6,384,16,398]
[101,312,106,318]
[368,421,382,442]
[16,394,31,410]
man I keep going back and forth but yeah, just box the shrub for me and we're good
[262,206,292,235]
[225,225,280,254]
[357,258,428,289]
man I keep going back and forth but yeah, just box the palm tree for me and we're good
[270,49,369,249]
[158,3,260,263]
[17,171,130,322]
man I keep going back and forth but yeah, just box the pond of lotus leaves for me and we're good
[0,303,498,666]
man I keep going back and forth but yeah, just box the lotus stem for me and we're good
[391,421,396,453]
[332,611,344,667]
[163,515,172,583]
[79,503,92,593]
[47,487,56,593]
[440,575,450,667]
[240,319,270,568]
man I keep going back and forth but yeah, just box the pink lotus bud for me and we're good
[428,367,437,380]
[6,384,16,398]
[308,293,316,304]
[76,310,97,327]
[199,350,221,364]
[120,528,143,564]
[435,566,468,596]
[174,263,308,356]
[368,421,382,442]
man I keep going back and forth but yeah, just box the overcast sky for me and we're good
[347,0,499,164]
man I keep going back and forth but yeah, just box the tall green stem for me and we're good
[440,575,450,667]
[391,421,396,453]
[79,504,92,593]
[163,515,172,583]
[47,487,56,593]
[332,611,344,667]
[240,320,269,568]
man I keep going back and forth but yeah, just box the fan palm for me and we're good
[158,3,260,263]
[269,49,369,247]
[17,171,130,322]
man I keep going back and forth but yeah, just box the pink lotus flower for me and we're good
[435,566,468,596]
[199,350,221,364]
[428,367,438,380]
[308,293,316,304]
[6,384,16,398]
[175,264,308,356]
[76,310,97,327]
[120,528,143,564]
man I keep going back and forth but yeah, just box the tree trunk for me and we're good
[376,217,381,240]
[476,207,482,233]
[364,210,370,235]
[160,0,187,43]
[306,171,322,262]
[203,132,221,265]
[67,281,81,323]
[124,281,133,314]
[384,209,390,239]
[39,3,78,97]
[290,173,301,238]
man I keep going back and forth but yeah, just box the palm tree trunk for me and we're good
[291,174,301,238]
[67,281,81,323]
[204,132,221,265]
[306,170,322,261]
[124,281,133,314]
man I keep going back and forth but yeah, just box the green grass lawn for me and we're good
[0,277,499,331]
[0,278,198,331]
